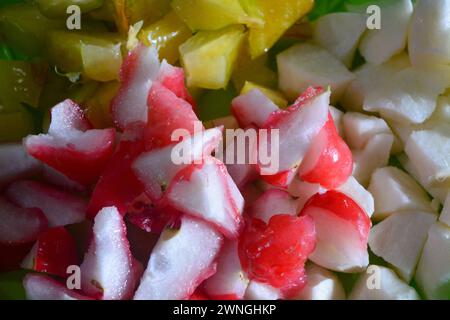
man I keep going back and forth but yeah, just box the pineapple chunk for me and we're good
[241,81,287,108]
[180,25,246,89]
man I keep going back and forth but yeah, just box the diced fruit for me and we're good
[259,89,330,179]
[111,44,160,130]
[166,156,244,239]
[231,89,278,128]
[287,178,326,212]
[244,281,281,300]
[277,44,355,103]
[300,191,371,272]
[349,265,419,300]
[41,164,86,192]
[134,216,223,300]
[368,167,433,220]
[127,202,181,234]
[336,176,374,218]
[313,12,366,67]
[156,60,195,107]
[139,11,192,64]
[408,0,450,68]
[440,194,450,227]
[250,189,298,224]
[244,0,314,58]
[359,0,413,65]
[133,127,222,201]
[6,180,87,227]
[298,114,353,189]
[239,214,316,297]
[24,100,116,185]
[203,240,249,300]
[0,143,41,189]
[231,54,277,92]
[24,274,93,300]
[37,0,103,18]
[0,196,48,245]
[179,25,246,89]
[415,222,450,299]
[80,206,142,300]
[352,133,394,187]
[84,81,119,129]
[369,210,436,282]
[329,106,344,137]
[293,263,345,300]
[240,81,287,109]
[405,126,450,187]
[21,227,78,278]
[363,67,449,125]
[171,0,255,31]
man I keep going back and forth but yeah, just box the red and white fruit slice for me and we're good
[203,240,249,300]
[80,206,142,300]
[144,82,201,150]
[336,176,374,218]
[300,190,371,272]
[133,127,223,201]
[134,216,223,300]
[250,189,298,224]
[166,157,244,239]
[0,196,47,245]
[298,113,353,189]
[231,89,279,128]
[156,60,195,107]
[127,202,182,234]
[41,164,86,192]
[24,100,116,185]
[24,274,93,300]
[111,44,160,129]
[258,88,330,180]
[21,227,78,278]
[7,180,87,227]
[288,178,327,212]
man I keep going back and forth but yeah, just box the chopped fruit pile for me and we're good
[0,0,450,301]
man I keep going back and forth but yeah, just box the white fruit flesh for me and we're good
[369,210,436,282]
[415,222,450,299]
[329,106,344,137]
[277,43,354,103]
[359,0,413,65]
[440,193,450,227]
[244,281,281,300]
[349,265,419,300]
[231,89,278,128]
[288,178,326,212]
[343,112,391,150]
[0,143,41,188]
[250,189,298,223]
[313,12,367,68]
[336,176,374,218]
[24,274,92,300]
[134,216,223,300]
[368,167,432,220]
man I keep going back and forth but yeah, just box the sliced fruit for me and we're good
[300,191,371,272]
[329,106,344,137]
[156,60,195,107]
[293,263,345,300]
[166,156,244,239]
[24,274,93,300]
[231,89,278,128]
[240,81,287,109]
[250,189,298,224]
[359,0,413,65]
[41,164,86,192]
[298,113,353,189]
[349,265,419,300]
[24,100,116,185]
[244,280,281,300]
[80,206,142,300]
[203,240,249,300]
[0,196,48,245]
[134,216,223,300]
[287,178,326,212]
[313,12,366,67]
[231,54,277,92]
[336,176,374,218]
[127,202,181,234]
[21,227,78,278]
[440,193,450,227]
[239,214,316,297]
[84,81,119,129]
[179,25,246,89]
[111,43,160,130]
[277,43,354,103]
[368,167,433,220]
[369,210,436,282]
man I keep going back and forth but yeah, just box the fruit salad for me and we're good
[0,0,449,301]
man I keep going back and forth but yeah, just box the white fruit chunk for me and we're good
[277,43,355,103]
[369,210,437,282]
[408,0,450,68]
[363,67,449,124]
[359,0,413,65]
[415,222,450,299]
[352,133,393,187]
[440,193,450,227]
[336,176,374,218]
[0,143,41,188]
[134,216,223,300]
[329,106,344,137]
[250,189,298,223]
[203,240,249,299]
[313,12,367,67]
[405,126,450,187]
[288,178,326,212]
[244,281,281,300]
[368,167,433,220]
[24,274,93,300]
[293,263,345,300]
[349,265,420,300]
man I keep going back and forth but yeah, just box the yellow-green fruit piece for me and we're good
[243,0,314,58]
[232,52,277,91]
[180,25,246,90]
[37,0,104,18]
